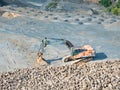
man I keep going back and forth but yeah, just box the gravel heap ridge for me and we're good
[0,60,120,90]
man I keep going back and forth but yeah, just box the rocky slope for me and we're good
[0,0,102,11]
[0,60,119,90]
[64,0,99,3]
[0,0,26,7]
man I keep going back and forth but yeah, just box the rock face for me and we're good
[0,0,100,7]
[0,60,119,90]
[0,0,8,6]
[62,0,99,3]
[0,0,29,7]
[63,0,84,3]
[1,0,22,4]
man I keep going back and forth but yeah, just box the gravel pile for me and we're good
[0,60,120,90]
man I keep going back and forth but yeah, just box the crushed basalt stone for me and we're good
[0,60,120,90]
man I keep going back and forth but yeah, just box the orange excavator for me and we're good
[63,44,95,62]
[37,37,95,64]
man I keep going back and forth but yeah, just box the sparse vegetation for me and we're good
[99,0,111,7]
[111,7,120,15]
[100,0,120,15]
[45,0,59,11]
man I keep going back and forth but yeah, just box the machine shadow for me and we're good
[46,52,107,64]
[47,58,63,64]
[94,52,107,60]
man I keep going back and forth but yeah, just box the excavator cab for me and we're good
[72,48,87,56]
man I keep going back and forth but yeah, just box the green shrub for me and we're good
[100,0,120,15]
[106,7,111,12]
[111,7,120,15]
[116,0,120,8]
[112,7,118,15]
[99,0,111,7]
[46,1,57,10]
[111,0,120,15]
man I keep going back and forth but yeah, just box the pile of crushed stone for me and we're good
[2,11,20,18]
[0,9,20,18]
[0,60,119,90]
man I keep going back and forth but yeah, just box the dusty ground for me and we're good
[0,60,119,90]
[0,5,120,72]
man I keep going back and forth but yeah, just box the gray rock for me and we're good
[53,17,58,20]
[75,18,79,21]
[78,22,83,24]
[97,22,101,24]
[64,19,69,22]
[45,16,48,18]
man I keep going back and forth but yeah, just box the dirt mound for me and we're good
[1,11,20,18]
[0,60,119,90]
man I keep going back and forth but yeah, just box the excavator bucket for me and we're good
[37,52,48,65]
